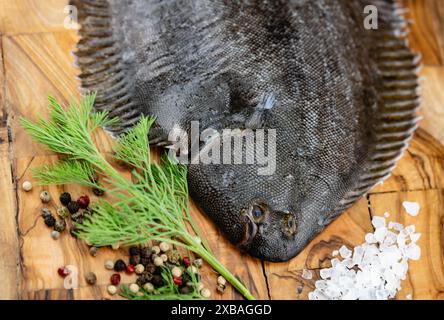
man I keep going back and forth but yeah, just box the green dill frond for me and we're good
[113,116,154,170]
[33,160,98,187]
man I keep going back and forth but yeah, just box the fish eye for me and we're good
[284,215,297,236]
[252,205,264,219]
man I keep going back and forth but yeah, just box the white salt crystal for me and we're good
[331,258,340,268]
[410,233,421,243]
[315,280,328,290]
[339,245,352,259]
[372,216,386,229]
[405,225,416,235]
[308,212,421,300]
[405,244,421,261]
[374,227,387,243]
[301,269,313,280]
[406,294,413,300]
[352,246,364,265]
[384,212,390,218]
[388,221,404,231]
[403,201,420,217]
[383,231,398,246]
[320,268,332,280]
[332,250,339,257]
[365,233,376,244]
[397,234,407,248]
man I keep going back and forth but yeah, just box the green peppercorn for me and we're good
[56,207,69,219]
[59,192,71,206]
[114,259,126,272]
[136,270,154,286]
[44,216,56,227]
[54,219,66,232]
[167,250,181,265]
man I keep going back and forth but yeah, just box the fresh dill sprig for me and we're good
[21,94,255,300]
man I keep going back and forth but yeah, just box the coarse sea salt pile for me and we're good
[308,202,421,300]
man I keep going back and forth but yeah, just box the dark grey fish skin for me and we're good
[72,0,420,261]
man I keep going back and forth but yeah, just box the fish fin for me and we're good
[70,0,141,136]
[245,92,277,129]
[330,0,421,221]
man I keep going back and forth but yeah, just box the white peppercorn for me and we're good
[135,264,145,275]
[129,283,140,293]
[172,266,183,278]
[143,282,154,292]
[200,288,211,298]
[159,242,171,252]
[40,191,51,203]
[217,275,226,286]
[51,230,60,240]
[22,181,32,192]
[151,246,160,255]
[193,258,203,268]
[104,259,114,270]
[153,256,164,267]
[107,285,117,295]
[188,266,198,274]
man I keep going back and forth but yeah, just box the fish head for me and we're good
[188,160,327,262]
[236,198,301,262]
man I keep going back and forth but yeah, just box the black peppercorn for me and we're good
[41,208,52,219]
[44,215,56,227]
[67,201,80,214]
[180,286,192,295]
[129,246,140,256]
[140,247,152,259]
[59,192,72,206]
[92,186,105,197]
[145,263,157,274]
[129,254,141,266]
[151,274,163,287]
[114,259,126,272]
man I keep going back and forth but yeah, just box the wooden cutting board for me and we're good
[0,0,443,300]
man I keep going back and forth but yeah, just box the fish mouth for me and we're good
[238,213,258,246]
